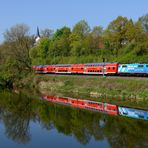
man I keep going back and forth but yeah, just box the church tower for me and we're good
[35,27,41,43]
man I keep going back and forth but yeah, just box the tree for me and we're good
[49,27,71,57]
[72,20,90,37]
[0,24,34,88]
[124,19,143,43]
[3,24,34,70]
[105,16,129,56]
[40,28,53,38]
[138,14,148,33]
[29,37,50,64]
[91,26,103,38]
[53,26,71,40]
[69,21,92,57]
[91,26,104,50]
[4,24,30,42]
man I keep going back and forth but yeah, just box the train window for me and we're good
[138,65,144,68]
[146,65,148,67]
[108,67,110,70]
[139,115,144,119]
[122,65,127,68]
[112,67,115,70]
[98,104,102,106]
[123,112,128,115]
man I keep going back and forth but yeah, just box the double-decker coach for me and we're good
[84,63,119,75]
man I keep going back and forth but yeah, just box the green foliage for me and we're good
[105,16,129,56]
[134,41,148,56]
[1,14,148,89]
[0,24,34,88]
[72,20,90,37]
[138,14,148,33]
[30,37,50,64]
[53,26,71,40]
[29,15,148,66]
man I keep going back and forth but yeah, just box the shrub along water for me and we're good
[34,75,148,109]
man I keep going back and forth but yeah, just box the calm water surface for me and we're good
[0,91,148,148]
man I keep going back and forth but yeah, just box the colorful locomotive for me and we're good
[33,63,148,76]
[118,63,148,75]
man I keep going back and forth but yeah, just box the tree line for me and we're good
[0,14,148,88]
[30,14,148,64]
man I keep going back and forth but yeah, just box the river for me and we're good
[0,91,148,148]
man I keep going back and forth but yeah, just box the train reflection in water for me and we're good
[41,95,148,121]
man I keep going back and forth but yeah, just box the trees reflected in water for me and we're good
[0,91,148,147]
[3,112,30,144]
[0,92,34,144]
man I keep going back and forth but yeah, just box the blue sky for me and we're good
[0,0,147,42]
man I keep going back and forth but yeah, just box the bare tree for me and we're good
[4,24,30,42]
[40,28,54,38]
[3,24,34,70]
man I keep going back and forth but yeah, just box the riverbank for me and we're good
[31,74,148,109]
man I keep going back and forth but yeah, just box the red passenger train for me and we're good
[34,63,119,75]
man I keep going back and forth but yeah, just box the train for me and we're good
[32,63,148,76]
[41,95,148,120]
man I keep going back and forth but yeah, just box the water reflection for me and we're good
[0,91,148,148]
[41,95,148,121]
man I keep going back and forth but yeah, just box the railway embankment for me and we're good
[30,74,148,109]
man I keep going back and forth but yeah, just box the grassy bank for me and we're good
[33,74,148,109]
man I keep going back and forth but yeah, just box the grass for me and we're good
[34,74,148,109]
